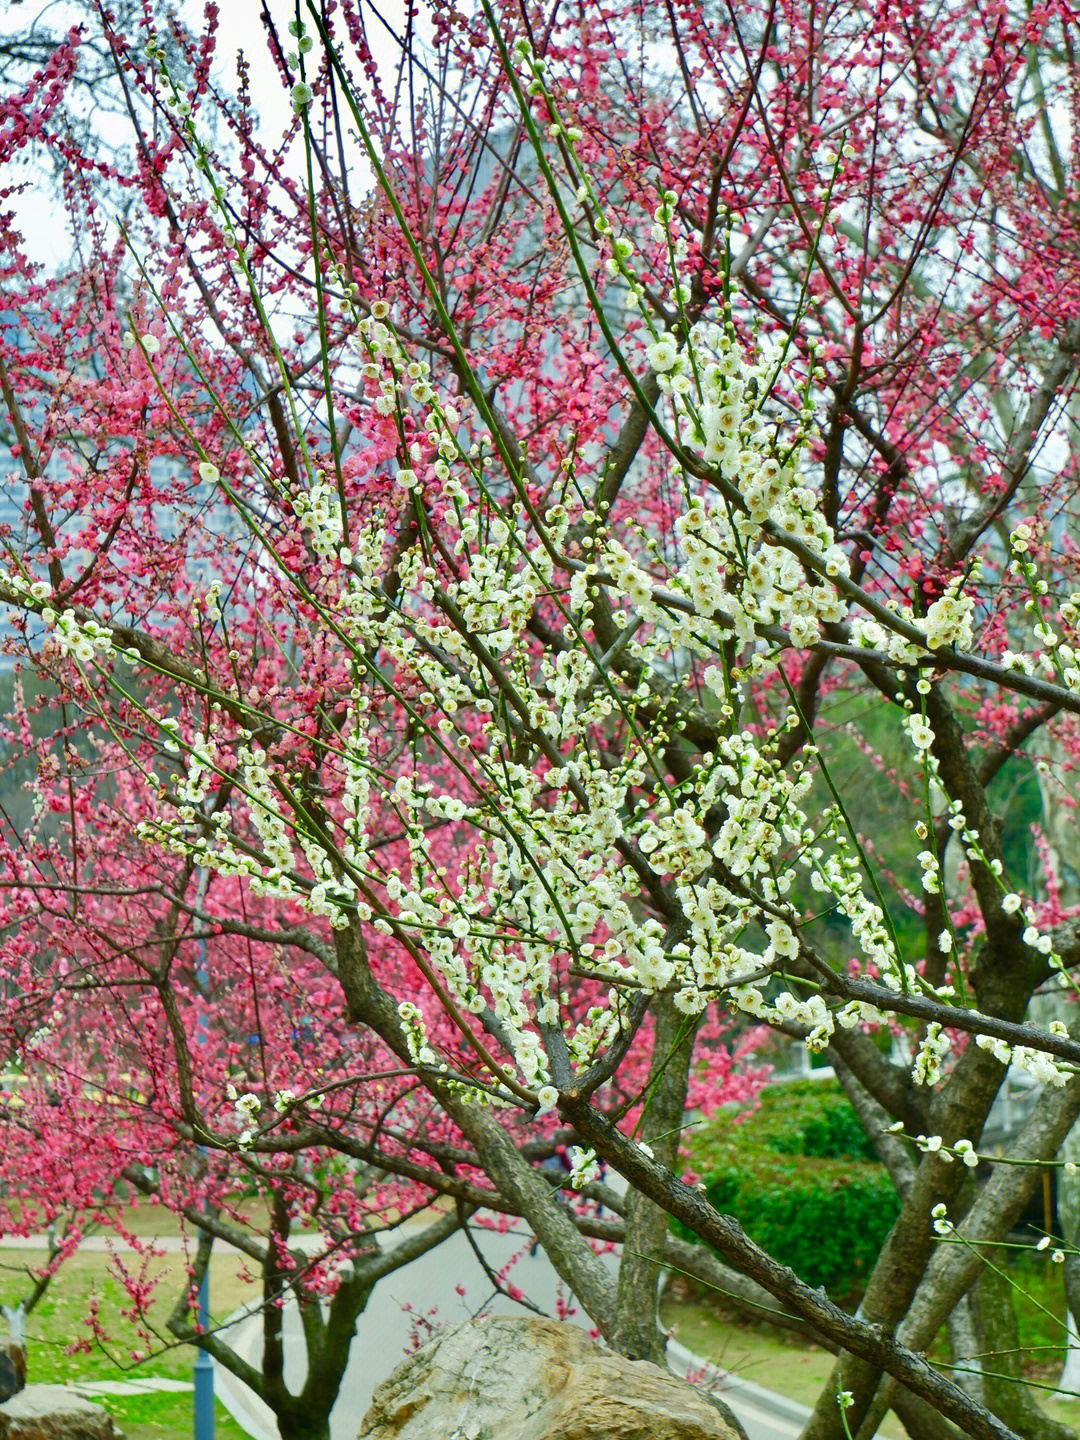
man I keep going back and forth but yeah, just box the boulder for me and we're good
[357,1316,746,1440]
[0,1384,120,1440]
[0,1343,24,1403]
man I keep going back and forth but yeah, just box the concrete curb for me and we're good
[211,1307,280,1440]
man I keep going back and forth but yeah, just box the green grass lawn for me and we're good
[661,1285,834,1409]
[68,1388,248,1440]
[1,1246,256,1440]
[0,1193,444,1440]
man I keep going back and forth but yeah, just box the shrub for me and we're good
[676,1081,899,1300]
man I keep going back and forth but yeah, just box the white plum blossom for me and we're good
[645,337,680,372]
[912,1023,951,1086]
[953,1139,979,1168]
[904,715,935,751]
[568,1146,600,1190]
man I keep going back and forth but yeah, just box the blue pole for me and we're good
[194,870,215,1440]
[194,1266,215,1440]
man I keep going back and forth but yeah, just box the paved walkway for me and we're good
[72,1378,194,1397]
[0,1234,229,1254]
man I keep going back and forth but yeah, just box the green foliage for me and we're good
[765,1092,878,1162]
[677,1080,899,1300]
[802,693,1046,961]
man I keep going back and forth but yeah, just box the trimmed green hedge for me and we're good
[675,1080,900,1301]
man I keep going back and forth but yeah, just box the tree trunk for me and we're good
[851,1062,1080,1440]
[278,1416,332,1440]
[970,1265,1076,1440]
[799,1035,1022,1440]
[609,993,700,1363]
[1032,738,1080,1396]
[947,1293,985,1409]
[1063,1258,1080,1391]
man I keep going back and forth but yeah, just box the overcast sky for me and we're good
[4,0,408,270]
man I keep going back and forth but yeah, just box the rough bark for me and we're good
[610,994,700,1362]
[969,1266,1076,1440]
[566,1099,1020,1440]
[947,1295,985,1410]
[334,923,620,1336]
[851,1053,1080,1438]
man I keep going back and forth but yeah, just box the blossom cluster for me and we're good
[6,56,1070,1122]
[98,264,958,1099]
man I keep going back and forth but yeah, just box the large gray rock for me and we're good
[0,1384,119,1440]
[357,1316,746,1440]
